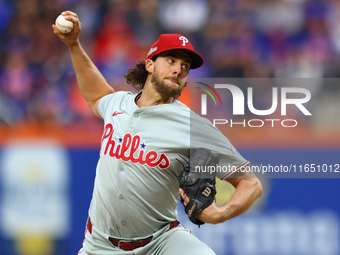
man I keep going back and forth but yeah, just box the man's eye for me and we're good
[168,59,175,63]
[182,64,188,70]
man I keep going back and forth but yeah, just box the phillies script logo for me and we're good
[101,123,170,168]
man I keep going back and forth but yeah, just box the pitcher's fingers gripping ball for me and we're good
[55,14,74,34]
[177,148,219,226]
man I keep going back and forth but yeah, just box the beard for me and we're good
[151,68,184,99]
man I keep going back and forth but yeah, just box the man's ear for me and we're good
[145,59,154,74]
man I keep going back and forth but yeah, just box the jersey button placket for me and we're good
[117,162,127,230]
[128,110,140,131]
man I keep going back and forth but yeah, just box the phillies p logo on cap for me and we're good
[147,34,204,69]
[179,36,189,46]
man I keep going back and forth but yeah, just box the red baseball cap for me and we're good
[146,34,204,69]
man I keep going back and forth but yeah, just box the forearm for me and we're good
[53,11,115,117]
[195,177,262,225]
[219,178,262,222]
[68,42,114,105]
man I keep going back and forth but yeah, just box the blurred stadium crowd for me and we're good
[0,0,340,127]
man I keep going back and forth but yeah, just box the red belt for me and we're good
[86,218,179,251]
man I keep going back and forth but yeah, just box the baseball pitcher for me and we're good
[53,11,263,255]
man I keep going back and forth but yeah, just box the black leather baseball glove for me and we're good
[177,148,219,226]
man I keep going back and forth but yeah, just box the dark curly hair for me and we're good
[124,60,147,92]
[124,56,158,92]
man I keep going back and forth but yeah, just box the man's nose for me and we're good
[171,63,182,75]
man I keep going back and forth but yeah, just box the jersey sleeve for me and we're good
[190,118,249,180]
[98,91,135,119]
[98,93,116,119]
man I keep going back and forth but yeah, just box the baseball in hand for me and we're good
[55,14,74,34]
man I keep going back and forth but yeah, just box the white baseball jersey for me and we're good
[88,91,248,239]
